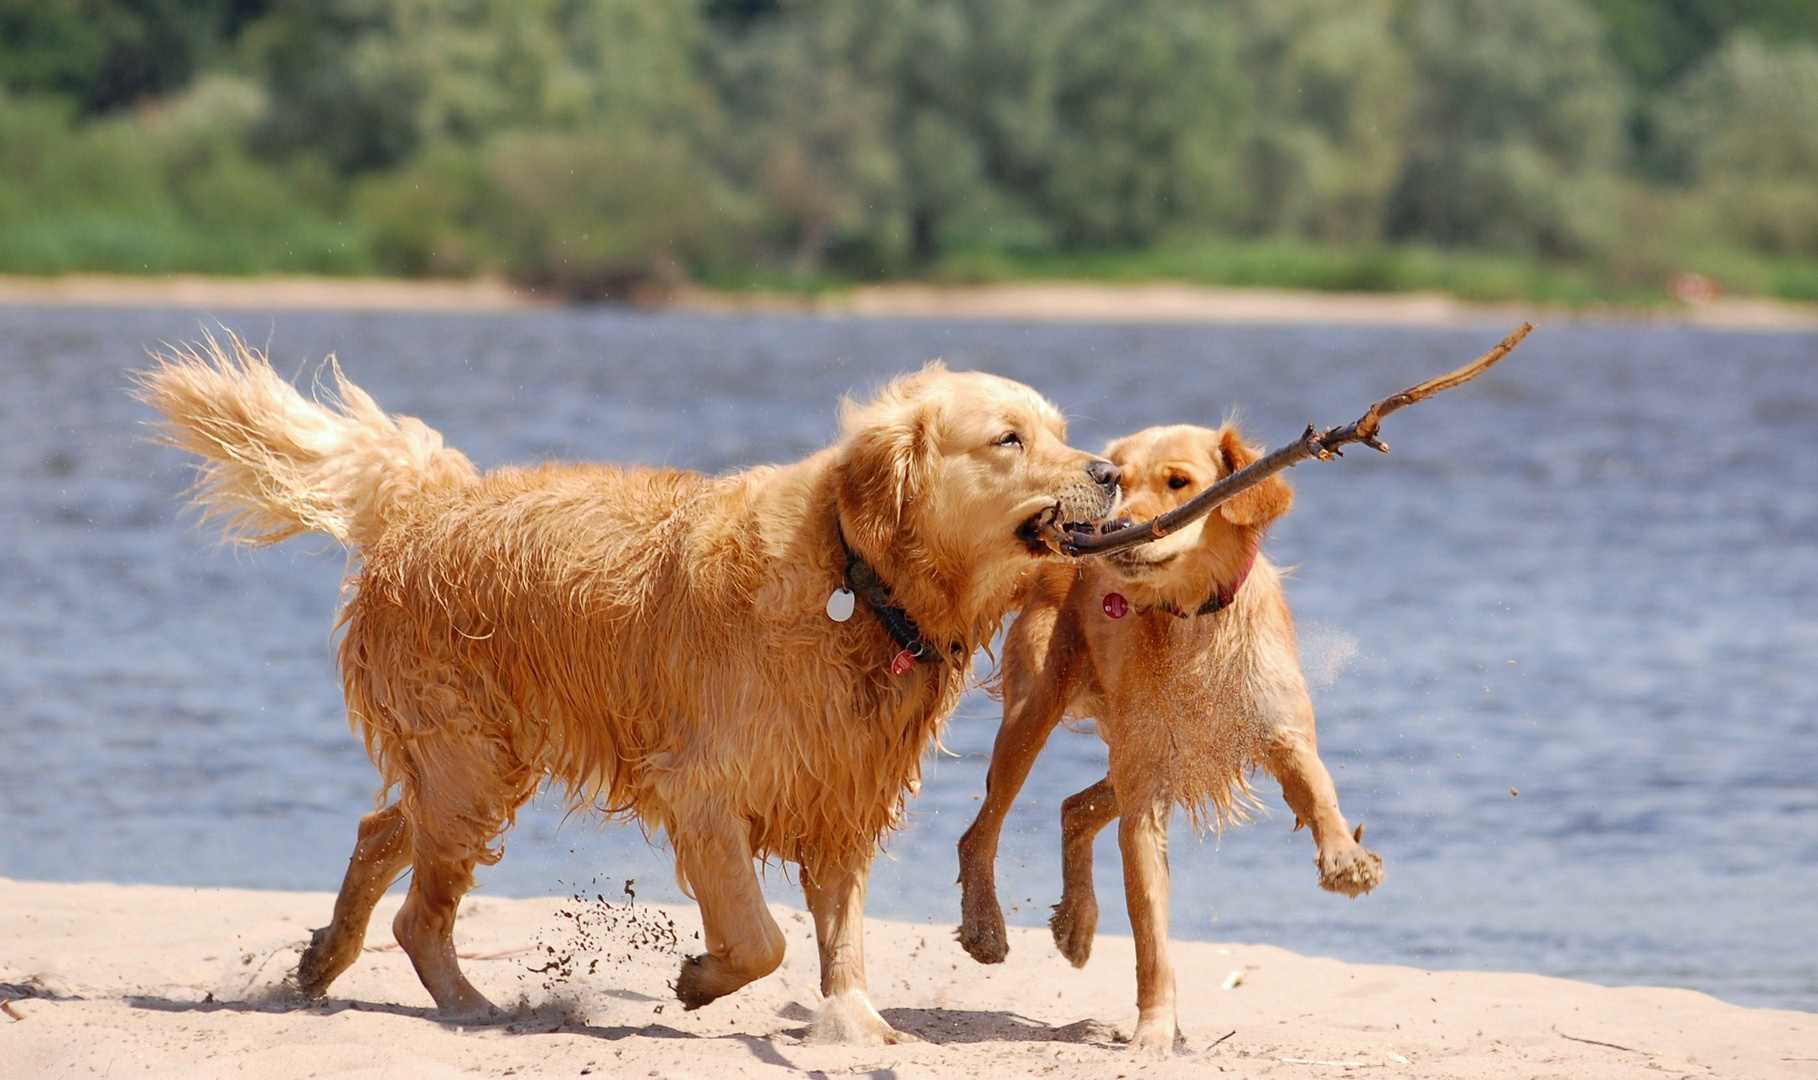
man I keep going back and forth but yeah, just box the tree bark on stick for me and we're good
[1059,322,1535,559]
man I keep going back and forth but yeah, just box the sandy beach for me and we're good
[0,274,541,313]
[2,878,1811,1079]
[4,273,1817,330]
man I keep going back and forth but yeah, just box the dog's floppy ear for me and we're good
[836,401,936,556]
[1215,425,1293,527]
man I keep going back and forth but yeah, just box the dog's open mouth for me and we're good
[1018,509,1123,555]
[1108,543,1176,573]
[1090,520,1172,571]
[1018,507,1090,555]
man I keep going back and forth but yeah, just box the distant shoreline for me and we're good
[4,272,1817,331]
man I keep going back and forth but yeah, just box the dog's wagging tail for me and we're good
[134,335,1119,1044]
[135,335,481,550]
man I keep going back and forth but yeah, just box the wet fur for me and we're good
[954,423,1384,1054]
[138,335,1117,1043]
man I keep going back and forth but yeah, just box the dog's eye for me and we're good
[995,431,1023,449]
[1168,475,1191,490]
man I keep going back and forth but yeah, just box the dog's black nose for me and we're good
[1087,459,1121,489]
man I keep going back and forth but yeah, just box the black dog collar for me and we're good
[836,526,949,676]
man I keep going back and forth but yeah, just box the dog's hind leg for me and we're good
[393,864,496,1019]
[1050,776,1118,967]
[390,771,526,1020]
[956,605,1080,964]
[672,819,785,1011]
[1258,699,1384,897]
[1116,784,1181,1056]
[802,852,917,1046]
[295,802,412,997]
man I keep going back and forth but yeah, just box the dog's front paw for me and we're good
[1317,844,1385,897]
[956,882,1009,964]
[1049,895,1097,967]
[806,990,920,1046]
[293,926,337,997]
[955,918,1008,965]
[433,990,503,1024]
[674,953,735,1010]
[1128,1013,1181,1056]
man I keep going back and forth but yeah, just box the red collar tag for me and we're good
[1102,592,1129,620]
[890,649,917,676]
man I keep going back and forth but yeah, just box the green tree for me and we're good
[247,0,713,172]
[1583,0,1818,90]
[999,0,1243,248]
[717,0,1244,273]
[242,0,419,172]
[0,0,265,110]
[242,0,735,289]
[711,0,923,274]
[1387,0,1628,257]
[0,0,104,99]
[1226,0,1412,243]
[1656,33,1818,182]
[1654,34,1818,255]
[0,78,367,273]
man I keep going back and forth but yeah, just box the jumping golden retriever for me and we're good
[954,422,1384,1053]
[138,337,1120,1043]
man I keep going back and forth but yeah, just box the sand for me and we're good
[816,281,1818,331]
[1,878,1811,1079]
[0,274,539,313]
[4,273,1818,330]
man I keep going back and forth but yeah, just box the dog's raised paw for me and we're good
[673,954,724,1010]
[1049,898,1096,968]
[1318,845,1385,897]
[955,919,1008,965]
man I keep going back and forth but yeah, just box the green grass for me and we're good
[5,213,1815,310]
[931,238,1645,307]
[704,236,1818,309]
[0,214,373,276]
[1769,262,1818,302]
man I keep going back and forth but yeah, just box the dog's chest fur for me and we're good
[1064,565,1300,814]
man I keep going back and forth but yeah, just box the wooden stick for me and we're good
[1554,1027,1648,1054]
[1060,322,1534,558]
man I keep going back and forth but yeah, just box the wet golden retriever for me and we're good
[138,337,1119,1043]
[955,423,1384,1053]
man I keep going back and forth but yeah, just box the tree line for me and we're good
[2,0,1815,301]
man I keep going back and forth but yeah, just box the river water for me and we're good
[1,305,1813,1011]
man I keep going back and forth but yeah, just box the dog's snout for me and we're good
[1087,459,1121,490]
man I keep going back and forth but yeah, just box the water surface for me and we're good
[1,305,1812,1010]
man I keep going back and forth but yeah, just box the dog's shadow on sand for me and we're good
[883,1008,1121,1046]
[123,994,698,1042]
[123,994,1120,1048]
[129,994,435,1023]
[766,1000,1119,1047]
